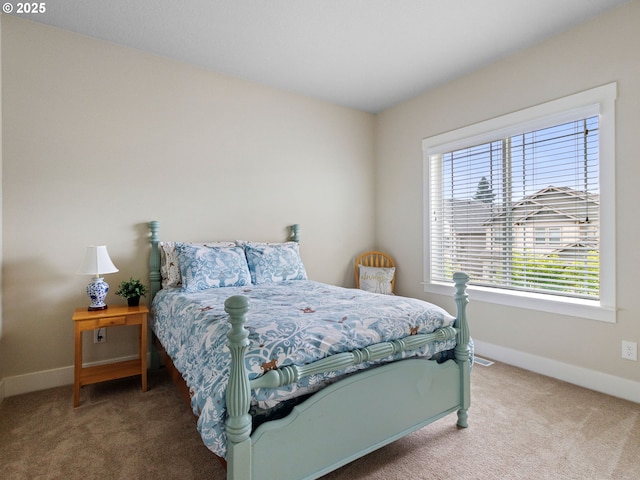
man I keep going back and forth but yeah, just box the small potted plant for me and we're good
[115,277,148,307]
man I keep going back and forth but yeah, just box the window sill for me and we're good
[424,281,616,323]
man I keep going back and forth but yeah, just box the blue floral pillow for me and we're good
[244,242,308,284]
[175,243,251,292]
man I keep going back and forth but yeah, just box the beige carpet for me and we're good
[1,361,638,479]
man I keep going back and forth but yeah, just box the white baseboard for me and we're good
[3,354,148,398]
[474,340,640,404]
[4,365,74,398]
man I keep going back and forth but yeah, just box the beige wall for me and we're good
[1,16,375,381]
[376,1,640,385]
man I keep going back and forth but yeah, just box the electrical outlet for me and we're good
[621,341,637,361]
[93,327,106,344]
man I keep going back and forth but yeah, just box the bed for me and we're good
[147,221,471,480]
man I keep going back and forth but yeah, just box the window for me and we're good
[548,228,561,246]
[423,84,616,322]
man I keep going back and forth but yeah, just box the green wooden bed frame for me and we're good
[148,221,471,480]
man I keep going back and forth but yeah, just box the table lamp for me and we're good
[78,245,119,311]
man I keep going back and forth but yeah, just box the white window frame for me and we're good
[422,83,616,323]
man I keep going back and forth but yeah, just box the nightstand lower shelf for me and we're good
[78,359,144,386]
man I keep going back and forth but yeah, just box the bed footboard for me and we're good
[251,357,461,480]
[224,273,470,480]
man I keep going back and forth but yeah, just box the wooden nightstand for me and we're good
[72,304,149,407]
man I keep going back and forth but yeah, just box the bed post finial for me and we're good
[149,221,161,300]
[290,224,300,243]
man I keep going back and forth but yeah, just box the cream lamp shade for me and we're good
[78,245,119,311]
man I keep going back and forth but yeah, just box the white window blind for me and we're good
[430,116,600,300]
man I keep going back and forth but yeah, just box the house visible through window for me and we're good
[422,83,616,322]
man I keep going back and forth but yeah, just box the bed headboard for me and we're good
[147,221,301,301]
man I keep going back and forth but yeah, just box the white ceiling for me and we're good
[11,0,629,112]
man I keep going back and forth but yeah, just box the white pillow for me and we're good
[358,265,395,295]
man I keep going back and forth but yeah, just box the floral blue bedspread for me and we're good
[150,280,457,458]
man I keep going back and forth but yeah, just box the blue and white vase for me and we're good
[87,277,109,310]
